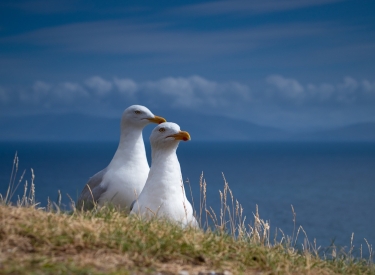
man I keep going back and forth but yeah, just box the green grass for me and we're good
[1,205,374,275]
[0,155,374,274]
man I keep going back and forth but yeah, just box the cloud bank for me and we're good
[0,75,251,114]
[266,75,375,105]
[1,75,375,130]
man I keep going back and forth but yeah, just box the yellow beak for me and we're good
[167,131,191,141]
[147,115,166,124]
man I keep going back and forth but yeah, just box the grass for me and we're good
[0,154,374,274]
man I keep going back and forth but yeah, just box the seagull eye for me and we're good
[134,110,141,114]
[159,128,165,132]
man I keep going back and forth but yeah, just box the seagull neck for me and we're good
[151,146,178,164]
[150,146,181,184]
[148,145,186,198]
[109,125,146,167]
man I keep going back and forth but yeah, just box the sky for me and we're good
[1,0,375,131]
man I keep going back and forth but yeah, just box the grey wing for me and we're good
[77,168,108,211]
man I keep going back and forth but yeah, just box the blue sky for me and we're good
[1,0,375,131]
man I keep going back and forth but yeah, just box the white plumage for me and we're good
[77,105,166,211]
[130,122,198,228]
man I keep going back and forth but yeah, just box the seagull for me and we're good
[130,122,199,228]
[77,105,166,211]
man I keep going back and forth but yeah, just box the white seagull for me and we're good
[77,105,166,211]
[130,122,198,228]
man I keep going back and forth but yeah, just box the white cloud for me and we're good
[267,75,305,99]
[306,83,335,101]
[85,76,112,96]
[33,80,51,93]
[113,77,137,95]
[2,75,251,113]
[144,77,199,107]
[17,81,88,107]
[339,76,358,91]
[362,80,375,94]
[17,81,50,103]
[7,75,375,111]
[335,77,358,102]
[266,75,375,105]
[14,79,85,108]
[143,75,250,108]
[2,75,375,130]
[54,82,88,101]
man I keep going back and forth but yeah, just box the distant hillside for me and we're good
[153,110,291,141]
[297,122,375,141]
[0,114,121,141]
[0,112,289,141]
[1,113,375,141]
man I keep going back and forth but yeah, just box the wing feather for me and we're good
[77,168,108,210]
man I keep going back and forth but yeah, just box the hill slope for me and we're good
[1,113,375,141]
[0,113,289,141]
[299,122,375,141]
[1,204,373,275]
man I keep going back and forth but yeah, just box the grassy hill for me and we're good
[1,205,374,274]
[1,176,374,274]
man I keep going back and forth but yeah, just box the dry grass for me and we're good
[0,155,374,275]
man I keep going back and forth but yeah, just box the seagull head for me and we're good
[121,105,166,128]
[150,122,191,148]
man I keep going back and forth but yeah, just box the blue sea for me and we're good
[1,141,375,257]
